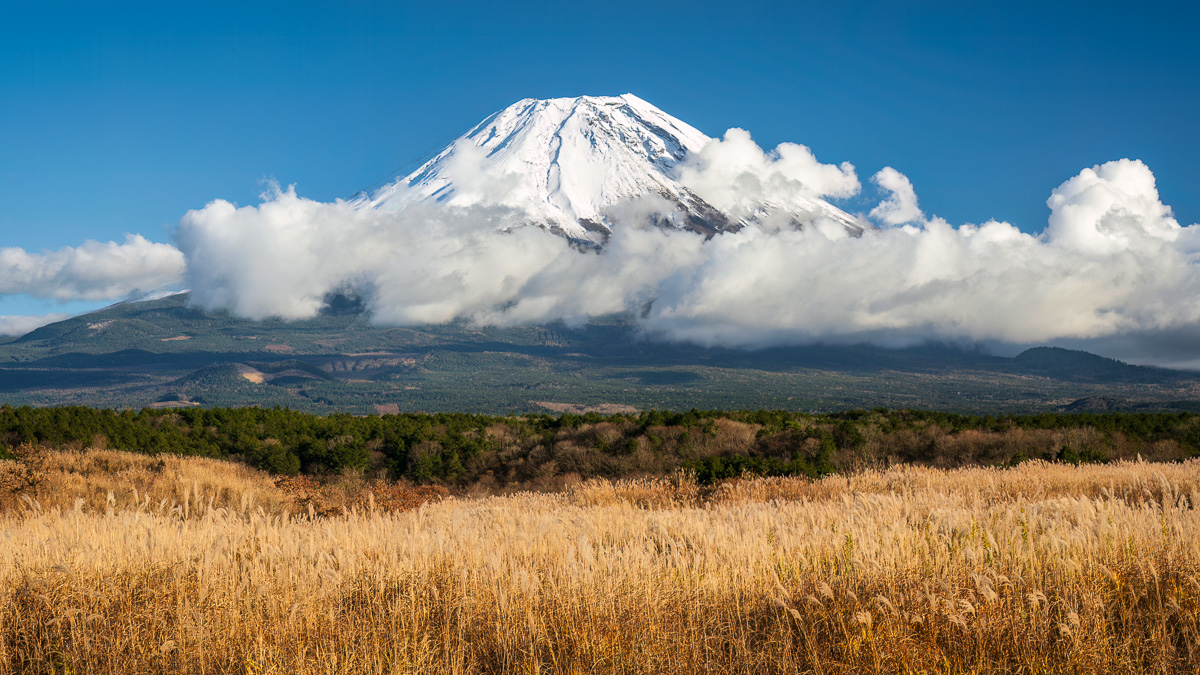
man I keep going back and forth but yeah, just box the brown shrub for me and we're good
[274,474,449,516]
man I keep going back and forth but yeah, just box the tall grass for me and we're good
[2,451,1199,673]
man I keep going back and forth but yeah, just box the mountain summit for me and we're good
[364,94,864,246]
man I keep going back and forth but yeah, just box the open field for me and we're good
[2,450,1200,673]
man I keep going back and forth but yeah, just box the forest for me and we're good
[3,404,1197,488]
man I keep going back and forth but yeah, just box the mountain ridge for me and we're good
[1012,346,1188,384]
[2,293,1198,414]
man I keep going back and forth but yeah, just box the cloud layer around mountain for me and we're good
[5,129,1198,364]
[176,187,569,323]
[171,143,1200,357]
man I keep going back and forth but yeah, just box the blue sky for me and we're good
[1,0,1197,320]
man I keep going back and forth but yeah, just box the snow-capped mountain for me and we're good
[364,94,864,246]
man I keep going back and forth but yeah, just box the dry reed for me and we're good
[1,451,1199,673]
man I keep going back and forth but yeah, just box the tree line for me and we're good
[2,404,1198,486]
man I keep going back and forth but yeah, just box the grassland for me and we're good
[2,449,1199,673]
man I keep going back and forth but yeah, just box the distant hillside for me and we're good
[1012,347,1186,384]
[1,294,1198,414]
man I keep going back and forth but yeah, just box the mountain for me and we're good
[2,293,1199,415]
[360,94,865,246]
[1012,346,1189,384]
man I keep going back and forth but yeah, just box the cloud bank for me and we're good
[0,235,185,301]
[173,147,1200,353]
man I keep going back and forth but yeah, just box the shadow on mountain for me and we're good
[0,367,148,392]
[1012,347,1187,384]
[25,350,296,371]
[620,370,705,386]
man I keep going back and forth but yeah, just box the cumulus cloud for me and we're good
[0,313,71,337]
[176,184,570,322]
[172,150,1200,354]
[1046,158,1186,256]
[869,167,923,225]
[0,235,185,301]
[677,128,860,219]
[629,158,1199,346]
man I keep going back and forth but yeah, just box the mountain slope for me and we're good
[2,294,1199,414]
[363,94,864,246]
[1012,346,1189,384]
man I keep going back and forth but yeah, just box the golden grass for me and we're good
[0,447,286,515]
[2,451,1200,673]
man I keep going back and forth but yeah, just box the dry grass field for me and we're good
[2,449,1200,673]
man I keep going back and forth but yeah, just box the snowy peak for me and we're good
[471,94,711,172]
[368,94,862,245]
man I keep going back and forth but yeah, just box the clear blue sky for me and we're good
[2,0,1196,317]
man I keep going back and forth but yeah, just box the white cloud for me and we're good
[175,184,570,322]
[0,313,70,337]
[172,155,1200,354]
[0,235,185,301]
[869,167,923,225]
[1045,158,1184,256]
[677,128,860,220]
[625,158,1200,347]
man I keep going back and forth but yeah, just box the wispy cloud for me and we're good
[869,167,923,225]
